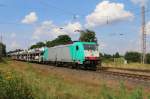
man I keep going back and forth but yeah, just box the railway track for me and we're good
[99,71,150,82]
[97,68,150,83]
[14,61,150,84]
[36,62,150,83]
[100,67,150,73]
[34,62,150,83]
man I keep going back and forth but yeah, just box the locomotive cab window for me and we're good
[84,44,98,51]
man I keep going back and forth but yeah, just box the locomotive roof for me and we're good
[47,42,97,49]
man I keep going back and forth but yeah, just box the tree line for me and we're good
[30,35,72,49]
[30,29,97,49]
[101,52,150,64]
[0,42,6,60]
[124,52,150,64]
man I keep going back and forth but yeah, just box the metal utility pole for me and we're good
[141,6,146,64]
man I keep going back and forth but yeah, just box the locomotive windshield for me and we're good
[83,44,98,51]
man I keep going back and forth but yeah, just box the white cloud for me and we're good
[32,20,82,40]
[63,22,82,34]
[85,1,134,28]
[10,41,20,50]
[131,0,148,6]
[32,21,55,40]
[22,12,38,24]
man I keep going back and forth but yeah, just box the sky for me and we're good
[0,0,150,54]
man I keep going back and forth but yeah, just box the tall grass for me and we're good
[0,70,34,99]
[97,82,147,99]
[0,60,150,99]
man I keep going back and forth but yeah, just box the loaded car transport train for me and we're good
[10,41,100,70]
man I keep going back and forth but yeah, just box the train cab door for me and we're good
[74,45,84,64]
[75,45,79,63]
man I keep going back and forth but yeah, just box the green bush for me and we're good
[0,70,34,99]
[124,52,141,63]
[113,52,120,58]
[102,53,114,62]
[146,53,150,64]
[0,43,6,57]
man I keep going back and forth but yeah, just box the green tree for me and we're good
[30,42,45,49]
[0,43,6,61]
[103,53,112,59]
[36,42,45,48]
[57,35,72,44]
[124,52,141,63]
[146,53,150,64]
[30,35,72,49]
[79,29,97,42]
[0,43,6,58]
[46,35,72,47]
[30,45,37,49]
[113,52,120,58]
[102,53,113,62]
[46,41,52,47]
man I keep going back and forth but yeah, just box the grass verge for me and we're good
[102,59,150,70]
[0,59,150,99]
[0,70,34,99]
